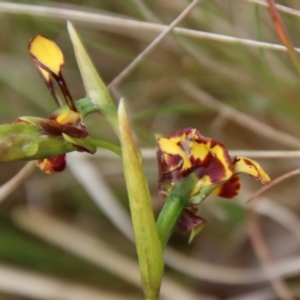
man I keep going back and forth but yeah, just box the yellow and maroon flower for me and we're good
[11,35,92,174]
[156,128,270,240]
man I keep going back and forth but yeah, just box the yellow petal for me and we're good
[29,35,64,76]
[29,35,77,112]
[158,137,192,171]
[233,156,271,184]
[56,110,81,125]
[190,141,210,161]
[209,143,233,181]
[38,67,51,82]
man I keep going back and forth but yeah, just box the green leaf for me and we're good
[67,21,119,137]
[118,99,163,300]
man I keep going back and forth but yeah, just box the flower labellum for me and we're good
[156,128,271,242]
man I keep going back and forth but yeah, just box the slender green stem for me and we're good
[76,97,99,117]
[156,174,197,250]
[75,98,122,156]
[53,97,100,118]
[62,133,121,157]
[88,139,121,156]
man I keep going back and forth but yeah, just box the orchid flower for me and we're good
[156,127,270,242]
[0,35,120,173]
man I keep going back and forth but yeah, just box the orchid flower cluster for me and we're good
[0,35,271,241]
[0,27,271,300]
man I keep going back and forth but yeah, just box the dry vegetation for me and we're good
[1,0,300,299]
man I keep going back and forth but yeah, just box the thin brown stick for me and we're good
[248,211,295,300]
[0,2,299,53]
[0,161,36,203]
[107,0,200,90]
[247,168,300,203]
[266,0,300,73]
[246,0,300,18]
[246,166,300,298]
[12,208,209,300]
[4,149,299,204]
[226,287,275,300]
[94,148,300,160]
[0,263,135,300]
[68,152,133,240]
[179,80,300,149]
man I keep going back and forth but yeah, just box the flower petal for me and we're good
[211,174,240,198]
[29,35,64,77]
[233,156,271,184]
[188,220,206,244]
[156,128,235,191]
[184,128,233,188]
[157,137,192,182]
[51,109,81,126]
[29,35,77,112]
[177,208,206,234]
[200,139,233,182]
[158,137,191,170]
[36,154,66,174]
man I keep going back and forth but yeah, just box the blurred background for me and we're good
[1,0,300,299]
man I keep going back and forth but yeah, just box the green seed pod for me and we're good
[0,123,77,162]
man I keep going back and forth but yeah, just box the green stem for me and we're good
[53,97,99,118]
[89,139,121,156]
[62,134,121,157]
[75,97,99,117]
[156,174,197,250]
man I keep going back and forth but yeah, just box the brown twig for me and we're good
[107,0,200,90]
[247,0,300,18]
[246,167,300,298]
[179,80,300,149]
[248,211,295,300]
[0,2,299,53]
[0,161,36,203]
[266,0,300,73]
[12,208,209,300]
[247,168,300,203]
[0,263,134,300]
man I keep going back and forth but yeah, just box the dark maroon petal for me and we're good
[177,208,206,234]
[38,118,88,138]
[212,174,240,198]
[36,154,66,174]
[49,154,66,172]
[197,153,228,183]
